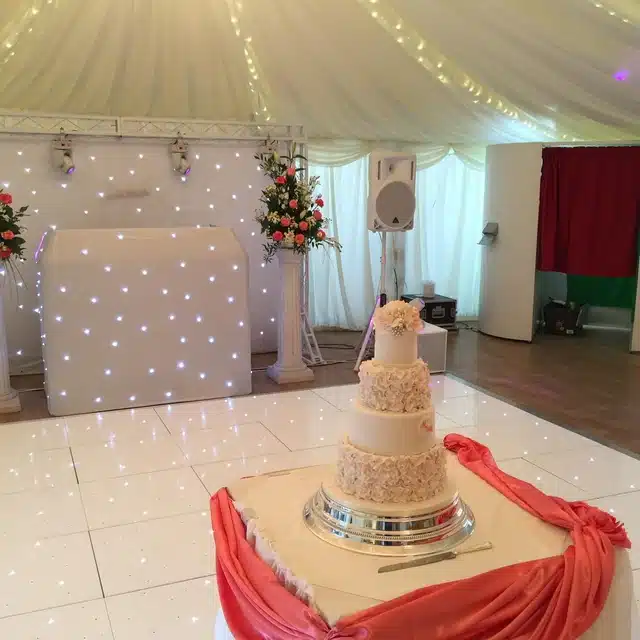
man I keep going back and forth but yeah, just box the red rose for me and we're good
[316,230,326,240]
[287,167,296,176]
[315,198,324,207]
[280,217,291,227]
[289,199,298,209]
[299,221,309,231]
[313,210,323,221]
[294,233,305,245]
[0,247,12,259]
[0,193,12,205]
[1,231,14,240]
[275,176,286,185]
[272,231,284,242]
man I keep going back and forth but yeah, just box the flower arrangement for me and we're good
[0,190,27,269]
[374,300,423,336]
[254,142,340,262]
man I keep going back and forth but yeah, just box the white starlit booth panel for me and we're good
[37,227,251,416]
[0,138,275,375]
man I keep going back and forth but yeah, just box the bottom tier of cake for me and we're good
[303,468,475,556]
[336,438,447,503]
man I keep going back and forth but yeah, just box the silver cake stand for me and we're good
[303,482,476,557]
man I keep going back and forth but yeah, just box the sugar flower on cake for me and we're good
[254,139,341,262]
[374,300,423,336]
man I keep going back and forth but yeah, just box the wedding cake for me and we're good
[336,300,447,503]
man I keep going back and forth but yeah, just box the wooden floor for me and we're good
[4,327,640,456]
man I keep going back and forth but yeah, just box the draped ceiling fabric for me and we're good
[0,0,639,146]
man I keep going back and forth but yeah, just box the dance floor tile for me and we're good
[158,410,256,435]
[497,458,589,502]
[91,511,214,596]
[0,486,87,542]
[65,409,169,446]
[72,437,188,483]
[0,532,102,618]
[0,599,113,639]
[590,492,640,570]
[529,446,640,500]
[0,418,68,453]
[429,375,477,403]
[0,448,77,495]
[155,389,326,419]
[80,467,210,530]
[435,414,466,435]
[106,577,218,640]
[434,424,594,463]
[259,407,349,450]
[194,446,339,494]
[154,397,232,418]
[173,421,289,465]
[435,393,539,428]
[312,384,358,411]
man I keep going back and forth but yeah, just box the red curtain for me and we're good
[537,146,640,277]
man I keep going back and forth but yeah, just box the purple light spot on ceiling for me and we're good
[614,69,630,81]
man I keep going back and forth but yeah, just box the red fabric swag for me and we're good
[537,146,640,277]
[210,435,631,640]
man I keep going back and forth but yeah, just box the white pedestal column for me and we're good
[267,249,314,384]
[0,295,20,413]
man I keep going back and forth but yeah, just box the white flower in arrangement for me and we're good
[374,300,423,336]
[284,230,295,243]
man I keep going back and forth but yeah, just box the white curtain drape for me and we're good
[308,158,380,330]
[404,154,485,317]
[309,153,485,329]
[307,139,486,170]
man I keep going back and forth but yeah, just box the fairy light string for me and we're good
[225,0,273,122]
[587,0,637,26]
[1,1,54,66]
[357,0,584,141]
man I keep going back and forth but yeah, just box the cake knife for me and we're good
[378,542,493,574]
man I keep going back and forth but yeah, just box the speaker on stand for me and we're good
[354,152,417,370]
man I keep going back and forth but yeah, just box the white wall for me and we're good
[479,143,543,341]
[0,136,277,373]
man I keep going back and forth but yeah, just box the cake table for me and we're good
[211,440,638,639]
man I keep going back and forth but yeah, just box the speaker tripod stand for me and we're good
[354,231,388,371]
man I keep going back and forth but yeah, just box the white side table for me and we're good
[417,323,447,373]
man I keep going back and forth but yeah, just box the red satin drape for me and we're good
[210,435,631,640]
[537,146,640,277]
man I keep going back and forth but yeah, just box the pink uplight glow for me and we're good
[613,69,630,82]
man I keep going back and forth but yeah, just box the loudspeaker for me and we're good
[368,152,417,232]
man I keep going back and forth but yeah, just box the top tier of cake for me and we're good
[373,300,423,366]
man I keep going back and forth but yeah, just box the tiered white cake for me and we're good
[336,301,447,503]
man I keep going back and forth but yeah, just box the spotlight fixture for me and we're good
[170,136,191,176]
[52,129,75,175]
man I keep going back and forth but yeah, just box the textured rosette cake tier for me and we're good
[336,300,447,503]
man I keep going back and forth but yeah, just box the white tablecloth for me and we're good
[216,457,639,639]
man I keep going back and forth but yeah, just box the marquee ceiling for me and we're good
[0,0,639,143]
